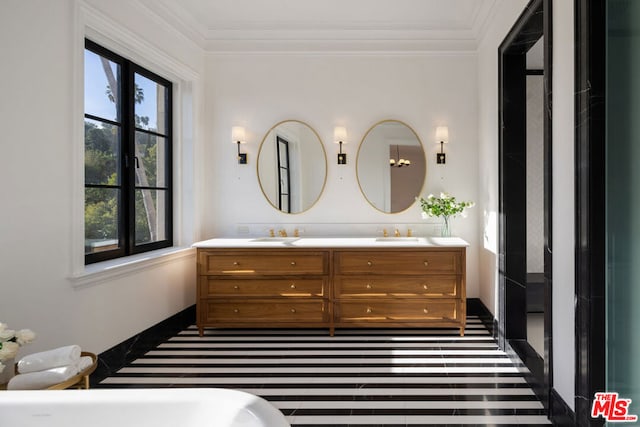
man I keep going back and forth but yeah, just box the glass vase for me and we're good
[441,216,451,237]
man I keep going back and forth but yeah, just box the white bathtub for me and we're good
[1,388,290,427]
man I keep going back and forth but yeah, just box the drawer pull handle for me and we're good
[423,284,428,290]
[423,308,429,314]
[423,261,429,267]
[233,308,239,313]
[290,308,296,313]
[290,283,296,289]
[367,261,373,267]
[291,261,297,266]
[366,307,372,313]
[233,261,240,266]
[233,285,239,290]
[366,283,372,289]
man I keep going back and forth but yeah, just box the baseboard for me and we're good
[550,388,576,426]
[468,299,577,425]
[508,338,546,407]
[91,305,196,386]
[466,298,495,336]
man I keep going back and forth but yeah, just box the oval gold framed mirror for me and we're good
[356,120,426,213]
[257,120,328,214]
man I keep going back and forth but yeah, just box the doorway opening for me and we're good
[498,0,552,409]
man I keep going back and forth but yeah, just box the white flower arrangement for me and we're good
[0,322,36,374]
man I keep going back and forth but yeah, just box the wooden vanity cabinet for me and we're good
[196,245,466,336]
[196,249,330,335]
[333,248,466,335]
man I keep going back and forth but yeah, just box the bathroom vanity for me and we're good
[194,237,467,336]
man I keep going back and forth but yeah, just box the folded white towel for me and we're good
[76,355,93,373]
[7,365,79,390]
[17,345,81,374]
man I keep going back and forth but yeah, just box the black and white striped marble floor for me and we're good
[99,316,551,426]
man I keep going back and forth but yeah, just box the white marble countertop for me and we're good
[192,237,469,249]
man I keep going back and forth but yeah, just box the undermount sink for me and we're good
[251,237,300,243]
[375,237,420,242]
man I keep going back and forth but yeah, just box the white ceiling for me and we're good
[138,0,500,52]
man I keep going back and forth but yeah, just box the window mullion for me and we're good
[122,60,136,256]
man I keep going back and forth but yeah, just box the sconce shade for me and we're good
[232,126,246,144]
[334,126,347,144]
[435,126,449,144]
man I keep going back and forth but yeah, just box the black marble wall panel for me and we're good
[499,0,545,345]
[500,49,528,343]
[542,1,554,412]
[575,0,606,425]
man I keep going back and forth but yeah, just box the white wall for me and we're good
[552,0,576,411]
[204,52,481,297]
[0,0,203,358]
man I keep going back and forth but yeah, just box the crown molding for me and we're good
[204,38,478,54]
[136,0,207,48]
[80,4,199,81]
[136,0,498,54]
[473,0,505,42]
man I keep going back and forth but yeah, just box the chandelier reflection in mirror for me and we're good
[389,144,411,167]
[357,120,426,213]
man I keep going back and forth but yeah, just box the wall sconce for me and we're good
[435,126,449,164]
[334,126,348,164]
[232,126,247,164]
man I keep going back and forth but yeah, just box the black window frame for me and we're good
[84,39,173,265]
[276,135,291,213]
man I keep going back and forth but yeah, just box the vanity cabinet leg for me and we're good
[198,326,204,337]
[459,327,465,336]
[329,326,335,337]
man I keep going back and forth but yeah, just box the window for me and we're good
[84,39,172,264]
[276,136,291,213]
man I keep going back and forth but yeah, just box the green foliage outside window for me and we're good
[84,117,159,245]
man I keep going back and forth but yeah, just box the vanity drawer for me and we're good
[201,278,326,298]
[203,300,327,323]
[336,300,459,322]
[335,251,460,275]
[199,251,328,275]
[335,276,458,298]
